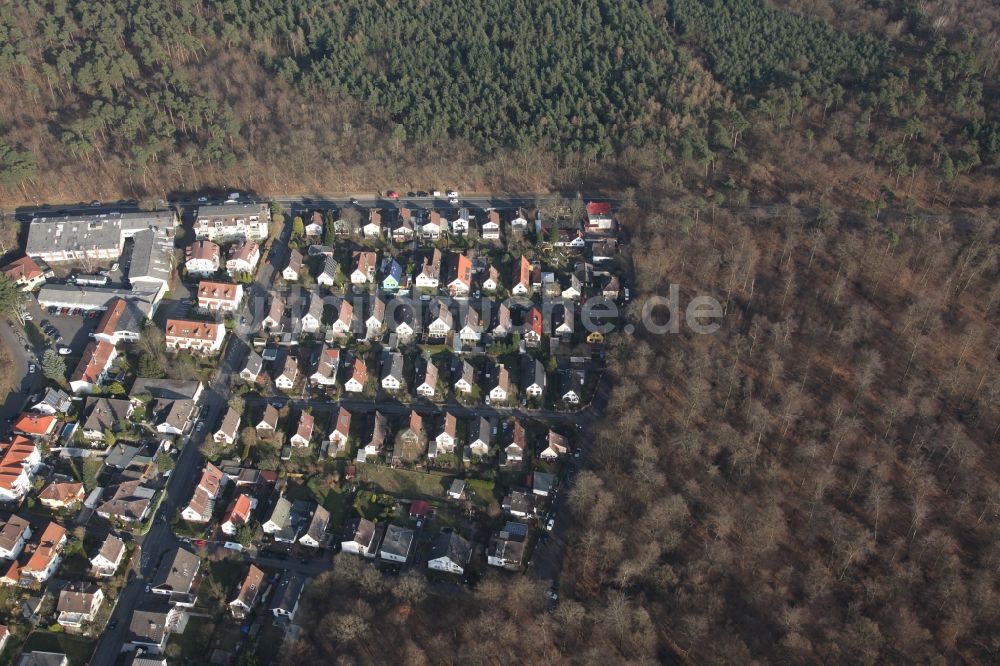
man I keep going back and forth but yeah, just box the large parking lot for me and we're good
[25,297,101,355]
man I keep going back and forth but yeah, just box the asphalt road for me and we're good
[90,379,230,664]
[7,192,615,224]
[0,318,42,430]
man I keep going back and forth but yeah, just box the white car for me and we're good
[447,190,458,198]
[57,347,72,355]
[111,263,119,272]
[546,517,555,531]
[449,198,458,205]
[432,190,442,197]
[28,364,36,374]
[228,192,240,199]
[197,196,208,202]
[22,313,32,321]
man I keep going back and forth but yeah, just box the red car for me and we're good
[193,539,206,547]
[387,191,400,200]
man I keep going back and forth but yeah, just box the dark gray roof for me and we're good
[533,472,555,494]
[381,351,404,382]
[471,416,491,445]
[380,524,414,559]
[269,571,306,613]
[130,378,202,401]
[242,350,263,376]
[104,442,157,469]
[129,228,174,285]
[26,210,175,257]
[83,397,132,433]
[126,598,175,646]
[13,652,69,666]
[196,202,267,218]
[151,547,200,594]
[429,531,472,566]
[522,356,546,388]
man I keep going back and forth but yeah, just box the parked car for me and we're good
[447,190,459,198]
[546,517,555,531]
[387,191,400,200]
[57,347,72,355]
[22,313,32,321]
[28,364,36,374]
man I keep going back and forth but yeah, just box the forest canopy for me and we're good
[0,0,996,205]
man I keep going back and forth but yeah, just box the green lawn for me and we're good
[20,632,95,666]
[464,478,498,508]
[361,465,451,499]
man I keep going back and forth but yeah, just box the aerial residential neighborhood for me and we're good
[0,192,624,664]
[0,1,995,663]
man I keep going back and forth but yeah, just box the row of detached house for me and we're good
[306,203,615,244]
[240,340,586,404]
[313,207,523,243]
[243,397,574,465]
[257,290,607,349]
[339,517,475,575]
[316,246,620,301]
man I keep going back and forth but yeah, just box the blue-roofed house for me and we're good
[381,258,403,292]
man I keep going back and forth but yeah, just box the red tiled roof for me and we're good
[186,240,220,261]
[165,319,222,342]
[197,462,225,498]
[39,481,84,504]
[95,298,127,338]
[518,256,531,287]
[1,256,42,282]
[352,357,367,383]
[333,407,351,438]
[197,281,241,302]
[410,499,430,517]
[13,413,55,436]
[451,254,472,288]
[529,307,543,335]
[24,522,66,574]
[296,412,314,440]
[228,241,259,262]
[586,202,612,215]
[353,251,376,274]
[225,493,254,526]
[71,341,116,385]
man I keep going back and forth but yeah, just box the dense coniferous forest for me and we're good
[0,0,996,206]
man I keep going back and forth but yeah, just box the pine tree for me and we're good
[41,349,66,382]
[0,275,23,322]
